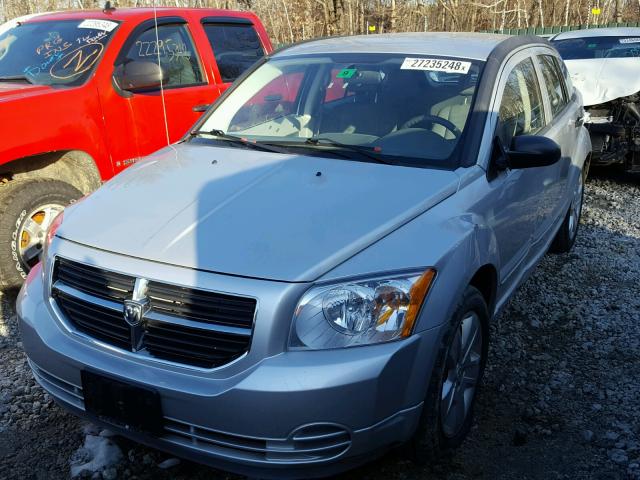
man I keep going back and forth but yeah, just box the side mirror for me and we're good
[496,135,561,169]
[114,60,166,93]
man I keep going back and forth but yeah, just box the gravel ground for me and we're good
[0,170,638,480]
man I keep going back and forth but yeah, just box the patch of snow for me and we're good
[70,434,123,478]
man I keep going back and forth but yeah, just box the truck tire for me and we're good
[411,286,489,463]
[0,179,82,289]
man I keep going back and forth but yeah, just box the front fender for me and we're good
[320,181,501,332]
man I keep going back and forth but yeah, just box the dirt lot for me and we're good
[0,170,638,480]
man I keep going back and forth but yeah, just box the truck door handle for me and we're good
[575,115,585,128]
[193,104,210,113]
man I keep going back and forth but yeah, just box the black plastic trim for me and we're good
[201,16,253,25]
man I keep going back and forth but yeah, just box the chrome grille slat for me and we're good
[162,417,352,462]
[51,258,255,369]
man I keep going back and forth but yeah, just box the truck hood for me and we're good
[0,82,54,102]
[565,58,640,106]
[59,143,460,282]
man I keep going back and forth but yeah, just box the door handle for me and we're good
[575,114,586,128]
[193,104,210,113]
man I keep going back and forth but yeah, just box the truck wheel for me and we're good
[0,179,82,289]
[549,169,584,254]
[411,286,489,463]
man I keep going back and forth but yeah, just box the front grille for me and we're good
[52,258,255,369]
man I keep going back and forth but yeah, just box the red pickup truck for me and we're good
[0,7,272,287]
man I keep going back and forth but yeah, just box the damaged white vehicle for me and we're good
[552,28,640,173]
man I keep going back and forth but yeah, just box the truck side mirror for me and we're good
[113,60,166,93]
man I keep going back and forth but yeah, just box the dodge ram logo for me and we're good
[123,299,146,327]
[123,278,150,351]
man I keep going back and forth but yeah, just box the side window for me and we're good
[498,58,546,145]
[203,23,265,83]
[538,55,569,117]
[120,24,203,88]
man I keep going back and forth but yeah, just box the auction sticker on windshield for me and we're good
[78,19,118,32]
[619,37,640,44]
[401,57,471,74]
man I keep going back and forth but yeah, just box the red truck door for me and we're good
[99,17,219,171]
[199,17,267,94]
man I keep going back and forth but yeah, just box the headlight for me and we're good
[42,210,63,262]
[289,269,436,350]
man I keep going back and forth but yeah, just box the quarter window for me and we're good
[120,24,203,88]
[497,58,546,145]
[538,55,569,117]
[203,23,265,83]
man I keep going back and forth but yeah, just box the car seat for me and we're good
[430,86,475,139]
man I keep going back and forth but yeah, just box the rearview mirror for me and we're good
[114,60,166,93]
[496,135,561,169]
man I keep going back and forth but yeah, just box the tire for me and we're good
[0,179,82,289]
[549,169,584,254]
[411,286,489,463]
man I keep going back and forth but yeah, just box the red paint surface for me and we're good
[0,8,272,179]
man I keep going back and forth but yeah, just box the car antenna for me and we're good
[103,1,116,13]
[152,0,171,147]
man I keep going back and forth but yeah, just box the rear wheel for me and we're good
[0,179,82,288]
[549,169,584,254]
[411,286,489,462]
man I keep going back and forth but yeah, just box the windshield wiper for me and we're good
[0,75,34,84]
[301,137,394,165]
[190,128,286,154]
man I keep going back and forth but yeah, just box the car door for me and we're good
[532,52,578,242]
[100,18,218,173]
[200,19,266,95]
[486,54,549,285]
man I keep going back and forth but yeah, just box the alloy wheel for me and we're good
[17,203,64,270]
[568,172,584,240]
[440,311,483,438]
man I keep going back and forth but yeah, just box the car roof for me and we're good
[552,27,640,40]
[274,32,526,61]
[17,7,256,24]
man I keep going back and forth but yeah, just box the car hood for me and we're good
[60,143,460,282]
[565,58,640,106]
[0,82,54,102]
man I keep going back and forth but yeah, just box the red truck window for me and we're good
[120,24,203,88]
[0,19,118,86]
[203,23,265,83]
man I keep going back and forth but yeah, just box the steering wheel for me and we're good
[400,114,462,138]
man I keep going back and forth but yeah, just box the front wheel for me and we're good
[0,179,82,289]
[411,286,489,462]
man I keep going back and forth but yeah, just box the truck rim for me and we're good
[440,311,483,438]
[17,203,64,271]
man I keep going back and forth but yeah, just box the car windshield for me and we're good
[197,53,483,167]
[0,19,119,86]
[553,36,640,59]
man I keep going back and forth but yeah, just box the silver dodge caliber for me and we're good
[18,33,590,478]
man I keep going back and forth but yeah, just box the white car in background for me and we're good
[552,28,640,173]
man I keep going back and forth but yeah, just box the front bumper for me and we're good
[18,264,442,478]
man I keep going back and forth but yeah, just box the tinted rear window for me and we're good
[553,36,640,59]
[204,23,264,82]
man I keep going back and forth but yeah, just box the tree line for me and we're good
[2,0,639,45]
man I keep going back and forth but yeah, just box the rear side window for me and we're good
[498,57,546,145]
[203,23,264,83]
[538,55,569,117]
[120,24,203,88]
